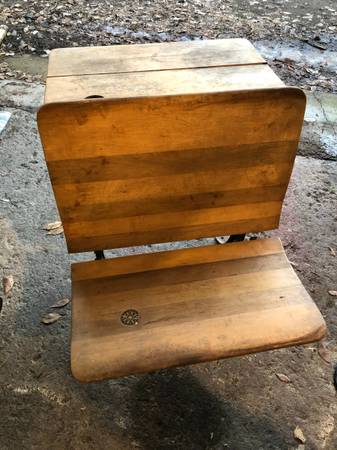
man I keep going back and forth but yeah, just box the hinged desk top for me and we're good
[44,38,284,103]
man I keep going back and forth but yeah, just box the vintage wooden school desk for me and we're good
[37,38,326,382]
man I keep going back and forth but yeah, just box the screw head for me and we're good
[120,309,140,326]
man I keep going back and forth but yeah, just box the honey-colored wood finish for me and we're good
[38,88,305,253]
[38,39,325,383]
[71,238,326,381]
[47,38,265,78]
[44,65,283,103]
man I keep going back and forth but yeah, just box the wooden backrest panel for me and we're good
[38,88,305,253]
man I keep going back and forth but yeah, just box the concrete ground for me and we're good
[0,75,337,450]
[1,2,337,448]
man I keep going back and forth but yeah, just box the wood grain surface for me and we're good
[47,38,265,78]
[39,39,322,383]
[71,238,326,381]
[44,64,283,103]
[38,88,305,253]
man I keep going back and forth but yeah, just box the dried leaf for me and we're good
[318,342,331,364]
[3,275,14,295]
[47,225,64,235]
[294,426,306,443]
[328,247,336,257]
[43,221,62,231]
[51,298,69,308]
[41,312,61,325]
[307,39,328,50]
[328,290,337,296]
[276,373,291,383]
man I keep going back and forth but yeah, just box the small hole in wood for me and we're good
[85,95,104,99]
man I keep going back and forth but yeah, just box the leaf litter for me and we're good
[0,0,337,93]
[3,275,14,295]
[328,246,336,257]
[318,341,331,364]
[294,426,306,444]
[42,221,63,235]
[43,221,62,231]
[41,312,61,325]
[51,298,70,308]
[328,290,337,296]
[276,373,291,383]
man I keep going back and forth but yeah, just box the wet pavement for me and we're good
[302,92,337,159]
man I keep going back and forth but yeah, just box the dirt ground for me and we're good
[1,0,337,92]
[0,1,337,449]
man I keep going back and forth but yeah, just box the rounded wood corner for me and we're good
[70,352,92,383]
[36,102,55,126]
[282,86,307,109]
[314,321,328,342]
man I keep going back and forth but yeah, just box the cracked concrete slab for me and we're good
[301,91,337,159]
[0,80,44,112]
[0,81,337,449]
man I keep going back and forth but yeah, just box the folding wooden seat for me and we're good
[38,38,326,381]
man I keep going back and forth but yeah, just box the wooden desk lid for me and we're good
[48,38,265,77]
[44,39,283,103]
